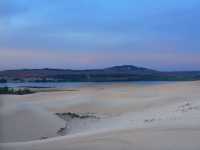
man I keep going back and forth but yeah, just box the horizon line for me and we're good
[1,65,200,72]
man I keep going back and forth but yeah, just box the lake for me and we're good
[0,81,174,89]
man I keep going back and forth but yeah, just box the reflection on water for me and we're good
[0,81,174,89]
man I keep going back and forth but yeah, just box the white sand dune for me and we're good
[0,97,65,143]
[1,128,200,150]
[1,81,200,150]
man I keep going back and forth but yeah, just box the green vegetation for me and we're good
[55,112,99,119]
[0,87,35,95]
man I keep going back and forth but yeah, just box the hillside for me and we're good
[0,65,200,82]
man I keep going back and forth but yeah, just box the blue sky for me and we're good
[0,0,200,71]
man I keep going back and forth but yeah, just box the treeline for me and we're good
[0,87,35,95]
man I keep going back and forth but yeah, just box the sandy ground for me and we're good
[0,81,200,150]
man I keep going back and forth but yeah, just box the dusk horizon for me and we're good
[0,0,200,71]
[1,64,200,72]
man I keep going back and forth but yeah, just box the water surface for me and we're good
[0,81,174,89]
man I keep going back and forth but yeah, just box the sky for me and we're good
[0,0,200,71]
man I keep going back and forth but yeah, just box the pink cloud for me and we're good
[0,48,200,71]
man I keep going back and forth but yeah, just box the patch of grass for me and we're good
[0,87,35,95]
[55,112,99,120]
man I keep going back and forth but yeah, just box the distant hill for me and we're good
[0,65,200,82]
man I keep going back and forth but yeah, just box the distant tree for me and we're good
[0,87,9,94]
[0,87,34,95]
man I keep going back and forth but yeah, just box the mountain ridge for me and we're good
[0,65,200,82]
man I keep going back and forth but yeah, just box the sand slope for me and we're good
[1,81,200,150]
[1,128,200,150]
[0,96,65,143]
